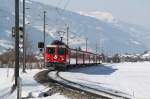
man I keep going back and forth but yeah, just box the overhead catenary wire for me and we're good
[63,0,70,10]
[57,0,63,6]
[55,0,70,14]
[54,0,71,27]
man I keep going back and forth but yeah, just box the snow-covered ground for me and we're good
[0,68,68,99]
[57,62,150,99]
[1,62,150,99]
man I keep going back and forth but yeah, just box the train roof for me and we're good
[52,40,68,46]
[51,40,65,45]
[46,40,69,48]
[46,45,66,48]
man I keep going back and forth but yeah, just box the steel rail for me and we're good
[48,70,133,99]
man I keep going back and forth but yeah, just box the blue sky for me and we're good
[33,0,150,29]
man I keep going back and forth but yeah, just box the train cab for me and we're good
[45,40,69,69]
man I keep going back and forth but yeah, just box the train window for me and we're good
[58,48,65,55]
[47,47,55,54]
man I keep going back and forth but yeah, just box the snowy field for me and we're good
[58,62,150,99]
[1,62,150,99]
[0,68,67,99]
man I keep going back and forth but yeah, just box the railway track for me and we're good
[48,70,133,99]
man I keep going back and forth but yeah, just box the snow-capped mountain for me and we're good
[78,11,114,23]
[0,0,150,55]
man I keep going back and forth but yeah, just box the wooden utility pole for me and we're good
[66,26,69,46]
[43,11,46,68]
[96,42,98,64]
[86,38,88,52]
[23,0,26,72]
[15,0,20,86]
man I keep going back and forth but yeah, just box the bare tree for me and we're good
[0,48,15,68]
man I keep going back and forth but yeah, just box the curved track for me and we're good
[48,70,133,99]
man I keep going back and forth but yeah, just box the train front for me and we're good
[45,40,69,70]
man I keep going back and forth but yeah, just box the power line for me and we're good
[57,0,63,5]
[54,0,70,27]
[63,0,70,10]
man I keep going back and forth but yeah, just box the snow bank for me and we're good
[0,68,67,99]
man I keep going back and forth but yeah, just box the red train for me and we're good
[45,40,102,70]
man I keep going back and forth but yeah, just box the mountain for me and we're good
[0,0,150,55]
[78,11,114,23]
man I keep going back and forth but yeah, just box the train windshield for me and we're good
[58,48,65,55]
[47,47,55,54]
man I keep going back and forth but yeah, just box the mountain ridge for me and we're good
[0,0,150,55]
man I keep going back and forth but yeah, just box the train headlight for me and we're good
[61,58,64,61]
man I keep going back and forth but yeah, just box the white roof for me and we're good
[46,45,66,48]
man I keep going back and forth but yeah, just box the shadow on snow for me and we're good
[69,64,118,75]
